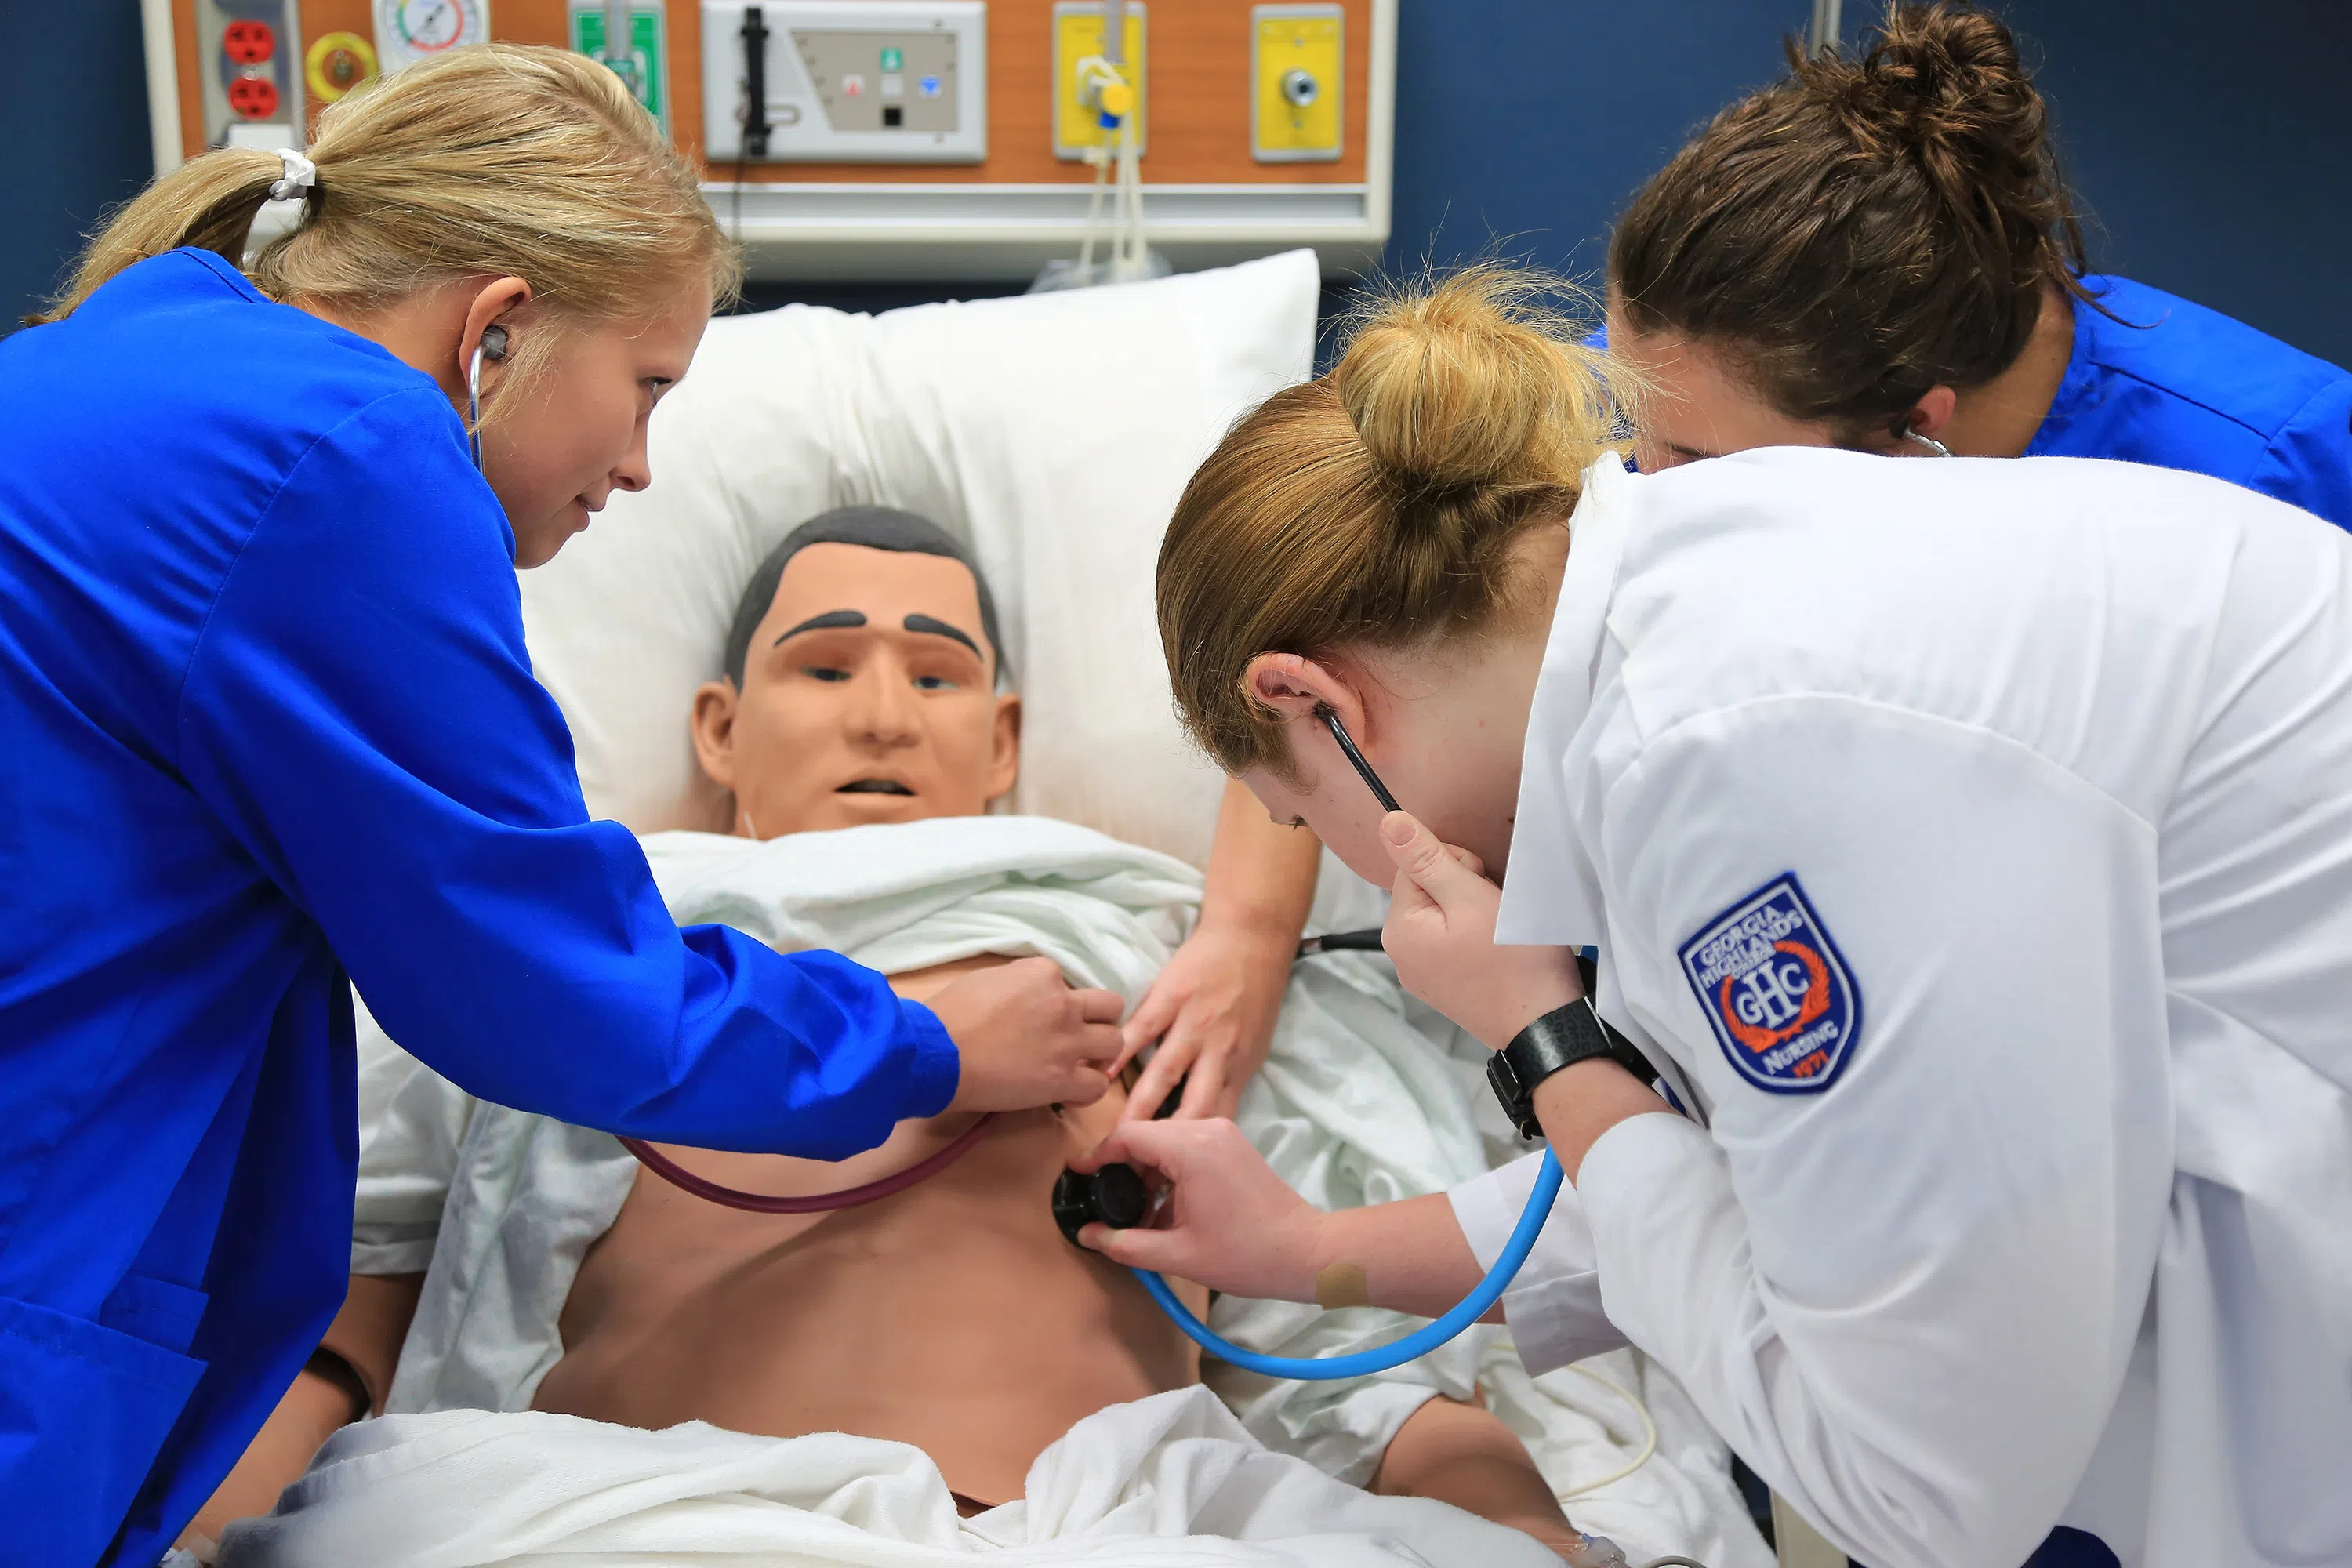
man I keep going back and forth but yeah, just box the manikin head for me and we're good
[693,508,1019,838]
[1155,266,1639,886]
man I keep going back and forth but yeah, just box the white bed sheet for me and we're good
[325,816,1766,1566]
[217,1388,1563,1568]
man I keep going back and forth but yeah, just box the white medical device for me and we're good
[702,1,989,165]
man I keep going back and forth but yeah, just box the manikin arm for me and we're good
[1121,779,1321,1118]
[178,1274,424,1552]
[1376,1394,1585,1554]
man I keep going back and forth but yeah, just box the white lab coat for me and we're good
[1446,449,2352,1568]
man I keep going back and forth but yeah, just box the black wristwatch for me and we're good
[1486,956,1657,1141]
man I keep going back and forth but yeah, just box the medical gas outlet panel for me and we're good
[701,2,1356,169]
[704,3,986,162]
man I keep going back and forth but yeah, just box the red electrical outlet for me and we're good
[223,20,276,64]
[227,75,281,119]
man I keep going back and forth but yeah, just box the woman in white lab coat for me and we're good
[1076,267,2352,1568]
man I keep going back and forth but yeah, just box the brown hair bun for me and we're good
[1828,3,2052,260]
[1837,2,2042,160]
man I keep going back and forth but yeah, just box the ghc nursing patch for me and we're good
[1678,873,1861,1094]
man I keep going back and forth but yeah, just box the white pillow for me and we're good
[517,251,1321,869]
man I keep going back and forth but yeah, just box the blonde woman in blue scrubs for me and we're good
[0,49,1121,1563]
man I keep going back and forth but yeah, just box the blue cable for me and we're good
[1131,1146,1564,1380]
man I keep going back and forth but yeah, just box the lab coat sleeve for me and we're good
[2250,376,2352,532]
[1448,1152,1627,1372]
[175,389,957,1159]
[1577,696,2173,1568]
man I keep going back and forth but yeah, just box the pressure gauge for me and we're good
[373,0,490,72]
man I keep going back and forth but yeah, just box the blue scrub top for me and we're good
[2025,274,2352,528]
[0,250,960,1565]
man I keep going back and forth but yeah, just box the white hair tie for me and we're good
[268,147,318,204]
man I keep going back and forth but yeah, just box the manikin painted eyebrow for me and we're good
[775,608,987,664]
[903,613,982,660]
[775,610,867,643]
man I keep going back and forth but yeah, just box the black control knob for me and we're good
[1052,1163,1148,1246]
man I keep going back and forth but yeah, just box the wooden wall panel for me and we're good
[489,0,576,45]
[173,0,208,159]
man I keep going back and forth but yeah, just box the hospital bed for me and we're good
[492,250,1774,1568]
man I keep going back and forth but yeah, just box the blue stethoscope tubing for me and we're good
[1129,1145,1564,1380]
[1127,704,1563,1381]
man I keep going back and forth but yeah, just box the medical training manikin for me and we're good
[203,511,1698,1566]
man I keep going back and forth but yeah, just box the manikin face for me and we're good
[486,281,711,568]
[691,543,1020,837]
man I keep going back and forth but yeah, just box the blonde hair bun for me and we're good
[1156,262,1640,783]
[1332,263,1635,495]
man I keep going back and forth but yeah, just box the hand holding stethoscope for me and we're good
[1073,705,1671,1335]
[1375,811,1581,1050]
[1374,808,1675,1179]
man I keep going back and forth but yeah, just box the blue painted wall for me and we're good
[3,3,154,326]
[2000,0,2351,365]
[7,3,2347,365]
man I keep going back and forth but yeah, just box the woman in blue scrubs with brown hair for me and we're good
[1602,0,2352,517]
[0,45,1123,1565]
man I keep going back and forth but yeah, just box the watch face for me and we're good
[375,0,488,68]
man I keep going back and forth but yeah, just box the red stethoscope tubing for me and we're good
[619,1113,1000,1214]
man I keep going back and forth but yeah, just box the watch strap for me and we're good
[1486,964,1657,1140]
[1573,951,1654,1083]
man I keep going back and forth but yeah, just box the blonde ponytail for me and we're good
[36,44,737,331]
[1156,263,1642,780]
[33,149,290,324]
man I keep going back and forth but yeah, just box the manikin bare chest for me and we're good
[532,960,1204,1505]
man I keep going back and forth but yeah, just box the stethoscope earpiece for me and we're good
[466,326,510,470]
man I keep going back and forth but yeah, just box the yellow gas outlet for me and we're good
[1252,5,1342,162]
[1052,3,1148,161]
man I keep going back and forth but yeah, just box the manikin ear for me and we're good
[985,691,1022,803]
[690,679,741,794]
[1242,652,1374,750]
[458,275,533,397]
[1907,385,1960,441]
